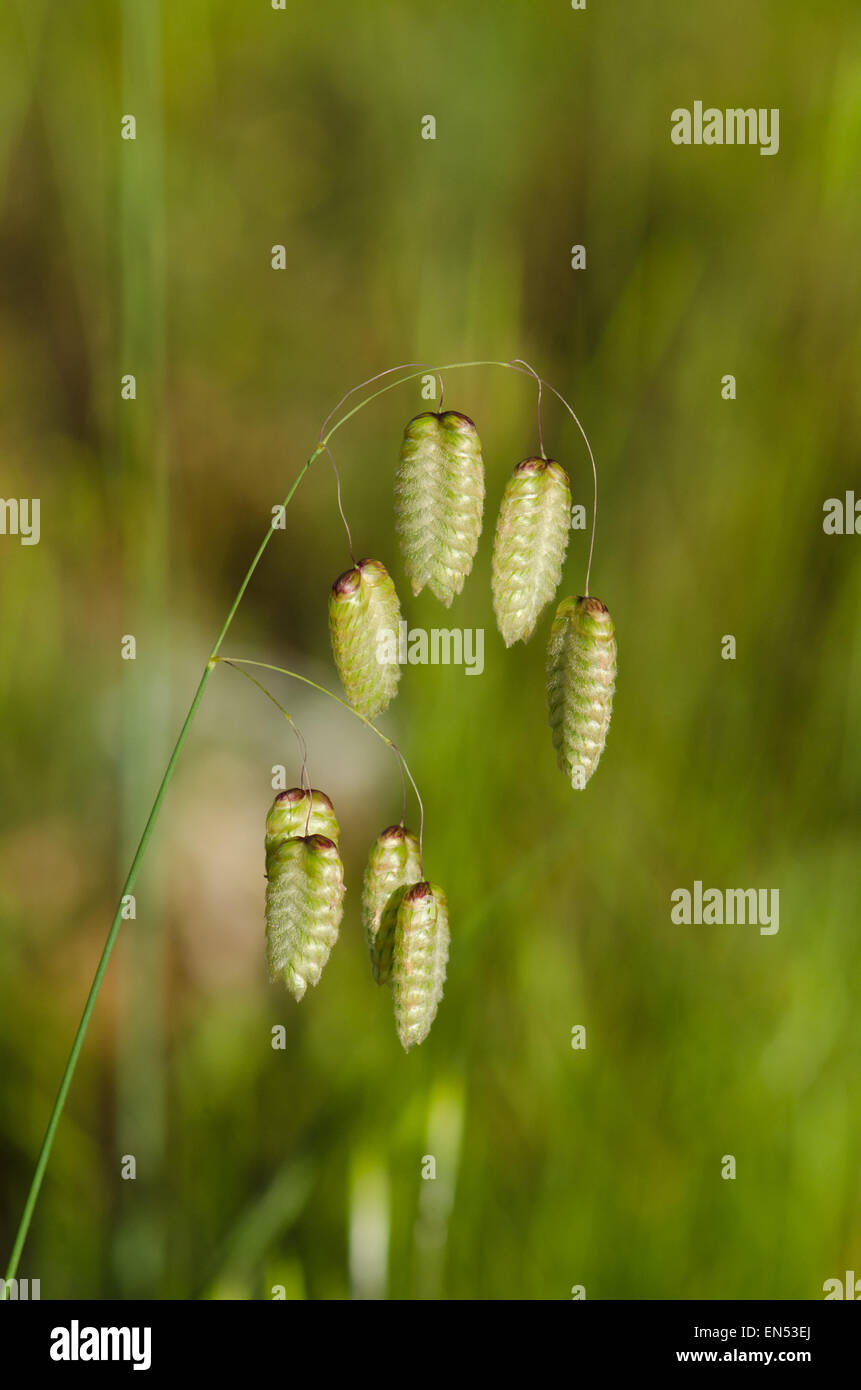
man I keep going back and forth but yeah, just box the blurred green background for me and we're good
[1,0,860,1300]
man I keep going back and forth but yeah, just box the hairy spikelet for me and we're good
[391,881,450,1051]
[395,411,484,606]
[265,787,340,853]
[329,558,402,719]
[361,825,422,984]
[546,596,616,788]
[265,834,345,1001]
[491,457,571,645]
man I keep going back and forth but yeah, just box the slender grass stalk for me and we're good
[4,359,598,1281]
[117,0,168,1294]
[3,451,318,1284]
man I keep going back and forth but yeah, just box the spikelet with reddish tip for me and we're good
[361,825,422,984]
[265,787,340,853]
[491,457,571,646]
[328,558,402,719]
[546,596,617,789]
[395,411,484,606]
[265,834,346,1001]
[391,881,450,1051]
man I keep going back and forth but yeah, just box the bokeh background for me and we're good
[1,0,860,1300]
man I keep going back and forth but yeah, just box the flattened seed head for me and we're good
[395,409,485,606]
[391,880,450,1051]
[328,556,403,719]
[546,594,617,789]
[362,822,423,984]
[491,455,572,646]
[264,832,346,1001]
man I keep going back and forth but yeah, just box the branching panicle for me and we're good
[7,357,606,1283]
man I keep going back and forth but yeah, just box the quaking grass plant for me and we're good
[5,358,615,1280]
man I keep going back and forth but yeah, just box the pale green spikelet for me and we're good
[546,596,617,789]
[428,886,450,1008]
[361,825,422,984]
[374,883,408,990]
[395,410,484,607]
[491,457,571,645]
[265,787,340,853]
[391,881,450,1051]
[265,834,346,1001]
[328,558,402,719]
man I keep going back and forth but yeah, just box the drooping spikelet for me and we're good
[328,558,402,719]
[265,834,346,1001]
[265,787,340,853]
[374,886,405,991]
[491,457,571,645]
[395,411,484,606]
[361,825,422,984]
[391,881,450,1051]
[546,596,617,789]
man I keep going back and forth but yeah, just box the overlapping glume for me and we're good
[329,558,402,720]
[264,789,345,1001]
[491,457,571,646]
[546,596,616,789]
[395,411,484,607]
[391,881,450,1051]
[361,825,422,985]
